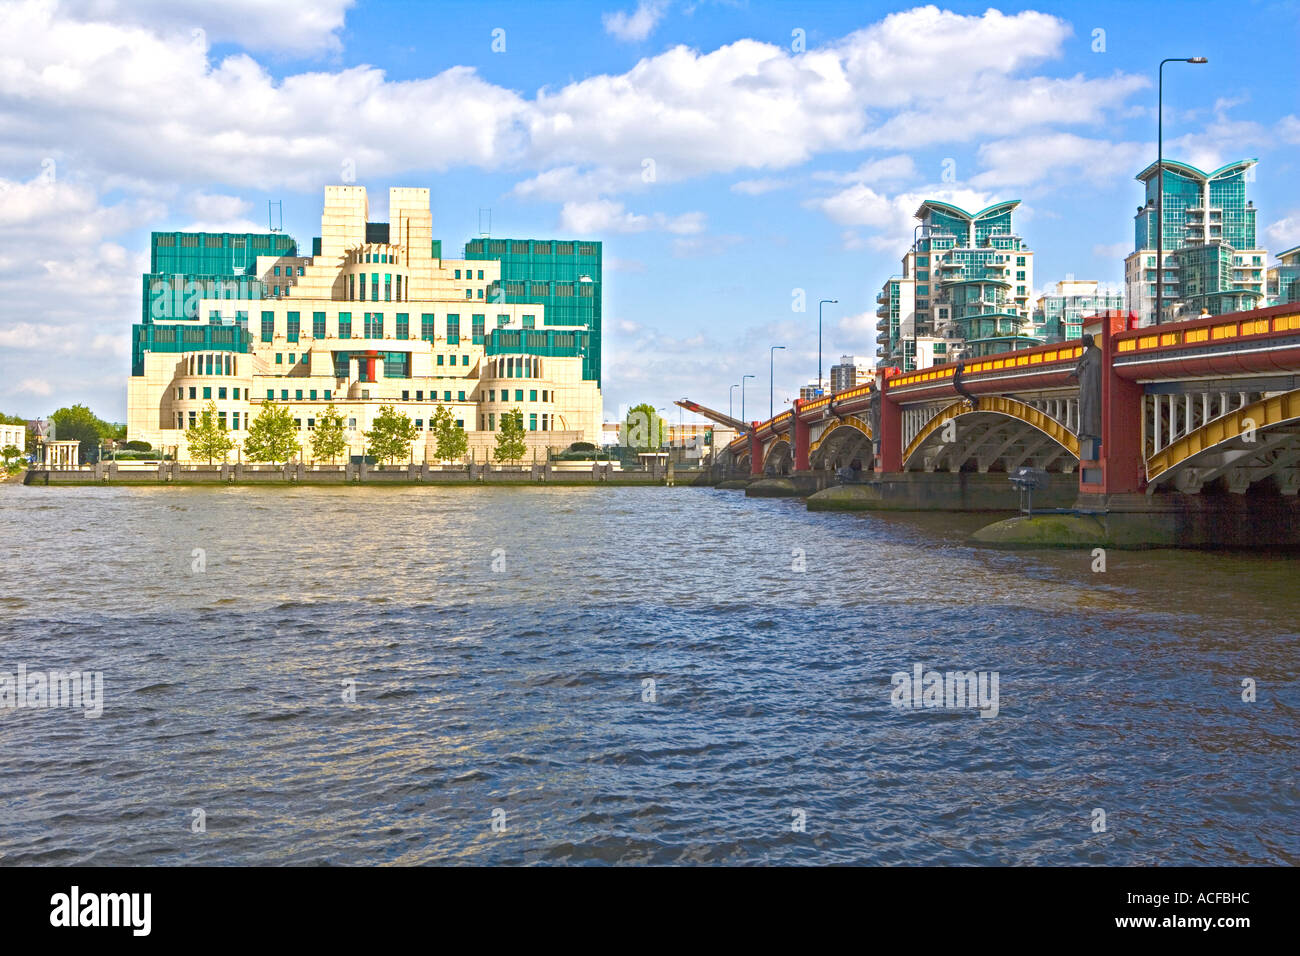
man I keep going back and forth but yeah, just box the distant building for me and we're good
[1267,246,1300,305]
[799,383,826,402]
[1034,279,1125,342]
[878,200,1035,368]
[829,355,872,393]
[1124,159,1267,325]
[0,422,27,452]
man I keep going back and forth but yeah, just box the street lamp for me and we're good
[818,299,837,393]
[1155,56,1208,326]
[741,374,755,422]
[769,345,785,419]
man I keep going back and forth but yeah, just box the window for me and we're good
[267,389,274,399]
[496,314,508,329]
[465,289,473,299]
[542,390,548,402]
[446,314,460,344]
[348,418,357,429]
[421,314,435,342]
[436,355,444,366]
[371,274,379,302]
[489,390,496,402]
[307,418,315,430]
[476,289,483,299]
[189,387,197,399]
[444,391,451,401]
[218,387,228,399]
[273,286,280,296]
[310,390,317,400]
[458,390,465,402]
[488,413,495,430]
[415,419,423,430]
[313,312,326,338]
[232,412,240,430]
[522,315,535,329]
[338,312,351,338]
[202,386,212,399]
[515,389,523,402]
[365,312,384,338]
[472,315,486,341]
[274,266,280,276]
[530,413,537,431]
[530,390,537,402]
[462,355,469,366]
[396,313,409,339]
[298,267,304,276]
[188,412,196,428]
[295,390,303,400]
[281,390,288,400]
[454,269,461,279]
[324,390,331,400]
[402,390,410,401]
[456,420,464,429]
[385,274,392,302]
[349,275,355,300]
[218,412,227,429]
[477,270,484,280]
[261,311,274,342]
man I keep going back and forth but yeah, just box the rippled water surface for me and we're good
[0,481,1296,865]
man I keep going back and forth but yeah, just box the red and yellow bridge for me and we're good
[699,302,1300,499]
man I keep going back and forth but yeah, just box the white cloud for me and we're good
[969,133,1148,189]
[558,200,704,235]
[815,155,917,185]
[602,1,669,43]
[1092,242,1129,260]
[731,178,791,195]
[57,0,355,54]
[14,378,53,397]
[805,183,1001,251]
[1278,115,1300,145]
[1266,215,1300,251]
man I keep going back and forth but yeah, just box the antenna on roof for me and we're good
[478,208,491,239]
[268,200,283,233]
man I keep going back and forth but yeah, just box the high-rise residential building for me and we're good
[1124,159,1267,325]
[128,185,603,460]
[1267,246,1300,305]
[876,200,1036,367]
[799,383,825,401]
[1033,279,1125,342]
[829,354,872,394]
[464,237,602,386]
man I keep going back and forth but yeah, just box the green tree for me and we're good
[494,408,527,464]
[622,402,666,450]
[431,404,468,463]
[2,444,22,473]
[364,404,418,465]
[311,403,348,463]
[50,404,114,462]
[244,402,301,464]
[184,401,234,463]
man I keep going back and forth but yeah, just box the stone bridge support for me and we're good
[793,399,810,471]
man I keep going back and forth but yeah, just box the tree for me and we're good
[2,444,21,473]
[50,404,114,462]
[494,408,527,464]
[431,404,468,463]
[311,403,348,463]
[364,404,418,465]
[622,402,666,450]
[184,401,234,463]
[244,402,301,464]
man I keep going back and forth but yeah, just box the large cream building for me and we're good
[128,186,603,462]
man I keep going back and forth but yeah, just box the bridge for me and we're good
[687,302,1300,532]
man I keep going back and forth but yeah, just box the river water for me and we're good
[0,481,1295,865]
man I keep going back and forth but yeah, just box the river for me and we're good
[0,481,1295,864]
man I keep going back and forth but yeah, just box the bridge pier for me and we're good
[793,400,810,471]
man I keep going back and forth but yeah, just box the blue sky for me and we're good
[1,0,1297,423]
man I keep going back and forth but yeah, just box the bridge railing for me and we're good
[1114,303,1300,356]
[886,341,1084,395]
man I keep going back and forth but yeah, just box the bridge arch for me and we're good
[762,437,793,475]
[901,397,1080,473]
[1146,388,1300,494]
[809,416,873,471]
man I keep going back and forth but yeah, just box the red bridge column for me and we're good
[878,373,902,472]
[1081,312,1144,495]
[793,400,810,471]
[750,425,763,476]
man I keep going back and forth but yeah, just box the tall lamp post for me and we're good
[1155,56,1208,326]
[741,374,755,423]
[769,345,785,420]
[818,299,837,393]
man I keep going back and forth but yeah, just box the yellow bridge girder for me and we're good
[1146,387,1300,485]
[901,397,1080,468]
[809,415,872,455]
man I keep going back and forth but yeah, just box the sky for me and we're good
[0,0,1298,425]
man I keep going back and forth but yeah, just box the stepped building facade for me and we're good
[127,186,602,461]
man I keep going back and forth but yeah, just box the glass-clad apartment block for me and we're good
[1126,159,1267,324]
